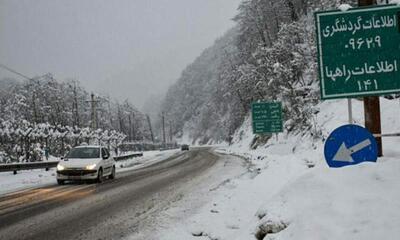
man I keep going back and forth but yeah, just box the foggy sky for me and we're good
[0,0,240,109]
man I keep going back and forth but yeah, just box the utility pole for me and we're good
[117,103,124,133]
[128,114,132,141]
[146,115,154,143]
[358,0,383,157]
[107,98,113,128]
[131,112,136,141]
[86,93,100,130]
[169,120,173,143]
[72,81,80,127]
[162,112,166,146]
[90,93,97,129]
[32,91,38,124]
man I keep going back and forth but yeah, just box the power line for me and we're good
[0,63,32,80]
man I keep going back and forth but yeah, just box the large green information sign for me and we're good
[252,102,283,134]
[315,5,400,99]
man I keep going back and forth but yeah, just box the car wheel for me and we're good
[109,166,116,179]
[57,179,65,185]
[97,168,103,183]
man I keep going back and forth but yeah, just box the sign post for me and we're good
[358,0,382,157]
[315,3,400,156]
[348,98,353,124]
[251,102,283,134]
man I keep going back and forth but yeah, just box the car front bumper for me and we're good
[56,169,98,180]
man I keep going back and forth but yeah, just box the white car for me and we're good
[56,145,116,185]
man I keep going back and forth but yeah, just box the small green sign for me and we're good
[252,102,283,134]
[315,4,400,99]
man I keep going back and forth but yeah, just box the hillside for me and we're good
[161,0,348,144]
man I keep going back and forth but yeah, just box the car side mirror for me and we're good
[61,157,64,160]
[102,155,108,160]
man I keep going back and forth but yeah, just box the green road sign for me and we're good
[252,102,283,134]
[315,4,400,99]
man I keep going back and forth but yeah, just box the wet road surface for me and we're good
[0,148,220,240]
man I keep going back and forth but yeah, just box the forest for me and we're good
[161,0,360,144]
[0,74,153,162]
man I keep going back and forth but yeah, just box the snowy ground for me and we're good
[117,149,180,172]
[0,149,180,195]
[155,98,400,240]
[128,150,248,240]
[2,99,400,239]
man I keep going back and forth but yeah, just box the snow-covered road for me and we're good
[0,148,246,240]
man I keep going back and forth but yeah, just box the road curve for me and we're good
[0,148,219,240]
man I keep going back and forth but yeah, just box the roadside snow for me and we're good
[0,149,180,195]
[338,4,352,11]
[117,149,180,172]
[135,152,248,240]
[389,0,400,5]
[0,169,57,195]
[155,98,400,240]
[254,160,400,240]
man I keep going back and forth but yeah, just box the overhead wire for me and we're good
[0,63,32,80]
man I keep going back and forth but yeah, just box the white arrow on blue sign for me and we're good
[324,124,378,168]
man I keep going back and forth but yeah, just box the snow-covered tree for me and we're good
[159,0,357,144]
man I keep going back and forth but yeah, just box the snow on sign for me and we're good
[251,102,282,134]
[315,4,400,99]
[324,124,378,168]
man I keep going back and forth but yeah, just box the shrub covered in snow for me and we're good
[0,119,126,163]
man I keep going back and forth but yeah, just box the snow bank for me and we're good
[117,149,180,171]
[255,160,400,240]
[0,169,57,195]
[234,98,400,239]
[389,0,400,5]
[338,4,352,11]
[156,98,400,240]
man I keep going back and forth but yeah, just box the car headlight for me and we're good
[57,164,65,171]
[85,164,97,170]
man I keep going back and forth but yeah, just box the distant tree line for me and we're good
[0,121,126,162]
[0,74,153,162]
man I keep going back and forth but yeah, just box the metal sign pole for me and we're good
[347,99,353,124]
[363,97,383,156]
[358,0,383,157]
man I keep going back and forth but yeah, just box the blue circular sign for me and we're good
[324,124,378,168]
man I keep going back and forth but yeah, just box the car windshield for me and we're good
[66,147,100,159]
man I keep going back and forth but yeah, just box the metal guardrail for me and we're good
[159,146,180,151]
[114,152,143,161]
[0,152,144,174]
[0,161,59,175]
